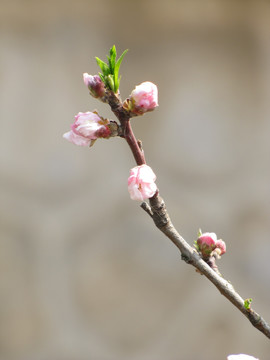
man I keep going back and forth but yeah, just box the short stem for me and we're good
[124,121,146,166]
[106,90,145,166]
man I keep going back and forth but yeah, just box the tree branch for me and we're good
[143,195,270,339]
[108,89,270,340]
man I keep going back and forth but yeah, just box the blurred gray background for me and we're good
[1,0,270,359]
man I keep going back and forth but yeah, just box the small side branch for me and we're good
[140,194,270,339]
[140,202,153,217]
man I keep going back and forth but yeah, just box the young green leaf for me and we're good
[110,45,117,57]
[197,228,203,237]
[107,74,115,92]
[99,72,105,83]
[114,49,128,80]
[96,57,110,75]
[194,240,199,251]
[109,45,116,73]
[95,46,128,93]
[114,72,119,92]
[113,49,128,92]
[244,298,253,310]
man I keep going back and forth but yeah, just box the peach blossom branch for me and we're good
[108,90,270,340]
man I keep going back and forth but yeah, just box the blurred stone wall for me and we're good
[1,0,270,359]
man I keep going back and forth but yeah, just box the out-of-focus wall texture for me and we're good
[1,0,270,359]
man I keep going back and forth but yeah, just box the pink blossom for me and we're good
[63,111,111,147]
[83,73,105,99]
[227,355,259,360]
[128,165,157,201]
[129,81,158,115]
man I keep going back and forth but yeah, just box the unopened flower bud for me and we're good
[128,164,157,201]
[63,111,111,147]
[197,232,217,257]
[126,81,158,115]
[196,232,226,260]
[83,73,106,100]
[215,239,226,256]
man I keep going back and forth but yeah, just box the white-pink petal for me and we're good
[83,73,92,86]
[63,130,91,147]
[72,113,101,139]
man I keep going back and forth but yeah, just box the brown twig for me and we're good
[144,196,270,339]
[107,90,145,165]
[108,90,270,340]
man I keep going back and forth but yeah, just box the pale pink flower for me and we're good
[128,165,157,201]
[129,81,158,115]
[63,111,110,147]
[227,355,259,360]
[83,73,105,99]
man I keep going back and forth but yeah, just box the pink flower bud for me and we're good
[128,165,157,201]
[63,111,111,147]
[215,239,226,256]
[129,81,158,115]
[83,73,106,99]
[197,232,217,257]
[196,232,226,259]
[227,355,259,360]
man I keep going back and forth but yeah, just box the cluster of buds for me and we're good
[195,231,226,259]
[82,73,159,116]
[63,46,158,201]
[194,231,226,271]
